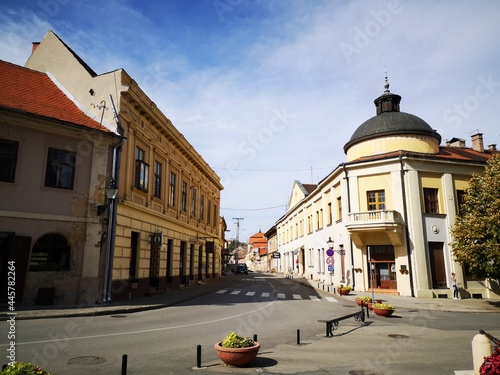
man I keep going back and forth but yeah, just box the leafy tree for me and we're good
[451,153,500,279]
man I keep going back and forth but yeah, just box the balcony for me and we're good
[346,210,405,247]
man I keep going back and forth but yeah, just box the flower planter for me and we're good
[373,307,394,317]
[215,341,260,367]
[338,289,350,296]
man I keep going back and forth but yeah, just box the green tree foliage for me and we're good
[451,153,500,279]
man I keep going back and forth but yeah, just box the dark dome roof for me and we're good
[344,111,442,153]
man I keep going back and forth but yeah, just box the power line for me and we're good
[212,167,334,172]
[222,204,287,211]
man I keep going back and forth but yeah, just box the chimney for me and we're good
[446,137,466,148]
[32,42,40,54]
[471,133,484,152]
[488,144,497,151]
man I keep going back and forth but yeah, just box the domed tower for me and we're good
[344,75,442,161]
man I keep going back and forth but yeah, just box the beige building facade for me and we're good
[24,31,224,302]
[276,80,499,299]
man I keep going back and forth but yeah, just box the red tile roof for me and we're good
[0,60,110,132]
[352,147,495,164]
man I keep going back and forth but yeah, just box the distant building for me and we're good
[276,78,498,299]
[248,231,268,271]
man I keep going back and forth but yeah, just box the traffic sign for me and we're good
[328,265,334,272]
[326,249,334,257]
[326,256,334,265]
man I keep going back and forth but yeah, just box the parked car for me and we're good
[236,263,248,275]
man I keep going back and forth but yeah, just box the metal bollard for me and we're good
[253,334,257,342]
[472,334,492,374]
[196,344,202,368]
[121,354,127,375]
[297,329,301,345]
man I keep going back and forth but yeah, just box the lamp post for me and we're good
[102,180,118,302]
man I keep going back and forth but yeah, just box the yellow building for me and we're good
[276,78,499,299]
[25,31,224,302]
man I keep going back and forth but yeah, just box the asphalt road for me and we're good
[1,273,499,374]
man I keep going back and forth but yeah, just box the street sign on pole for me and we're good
[326,256,334,265]
[328,265,334,273]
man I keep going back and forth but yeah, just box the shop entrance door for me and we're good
[368,245,397,290]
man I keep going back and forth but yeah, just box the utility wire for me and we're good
[212,167,334,172]
[221,204,287,211]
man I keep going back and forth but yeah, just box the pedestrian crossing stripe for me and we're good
[214,289,339,303]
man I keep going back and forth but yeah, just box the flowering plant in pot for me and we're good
[372,303,396,317]
[355,296,372,306]
[0,362,54,375]
[215,331,260,367]
[337,285,352,295]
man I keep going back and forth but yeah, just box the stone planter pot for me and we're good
[338,289,350,296]
[355,298,371,306]
[215,342,260,367]
[373,307,394,317]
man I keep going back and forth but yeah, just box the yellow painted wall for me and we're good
[346,135,439,161]
[357,173,393,210]
[419,173,444,213]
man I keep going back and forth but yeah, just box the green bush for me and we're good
[221,331,255,348]
[372,303,396,311]
[0,362,54,375]
[356,296,372,302]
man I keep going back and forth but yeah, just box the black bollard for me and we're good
[121,354,127,375]
[197,344,202,368]
[297,329,300,345]
[253,334,257,342]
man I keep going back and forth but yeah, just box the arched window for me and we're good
[29,234,70,272]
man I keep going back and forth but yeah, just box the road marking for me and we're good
[310,296,321,301]
[277,293,286,299]
[325,296,338,303]
[261,292,270,297]
[246,291,255,296]
[230,290,241,295]
[292,294,302,300]
[216,290,227,294]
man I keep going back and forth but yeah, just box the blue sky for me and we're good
[1,0,500,241]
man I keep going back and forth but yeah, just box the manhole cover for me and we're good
[68,356,106,365]
[349,370,385,375]
[387,334,410,339]
[111,314,127,318]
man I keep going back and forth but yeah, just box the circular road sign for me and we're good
[326,256,334,265]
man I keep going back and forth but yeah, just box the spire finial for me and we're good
[384,68,390,93]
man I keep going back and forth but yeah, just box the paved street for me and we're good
[1,273,499,374]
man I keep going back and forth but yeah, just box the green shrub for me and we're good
[372,303,396,311]
[356,296,372,302]
[221,331,255,348]
[0,362,54,375]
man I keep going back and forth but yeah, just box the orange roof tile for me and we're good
[352,148,494,164]
[0,60,110,132]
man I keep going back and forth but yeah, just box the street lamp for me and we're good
[102,180,118,302]
[97,181,119,215]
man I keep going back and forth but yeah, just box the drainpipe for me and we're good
[103,94,126,302]
[399,154,415,297]
[342,163,355,290]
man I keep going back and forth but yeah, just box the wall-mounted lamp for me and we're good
[399,265,409,275]
[354,268,363,273]
[97,181,118,215]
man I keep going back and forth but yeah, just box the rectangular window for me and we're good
[191,188,197,217]
[169,172,176,206]
[181,181,187,212]
[0,138,19,182]
[213,204,217,227]
[337,197,342,220]
[153,161,162,199]
[200,195,205,221]
[367,190,385,211]
[207,200,212,225]
[45,147,76,189]
[327,203,332,225]
[424,188,439,214]
[456,190,466,215]
[135,147,149,191]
